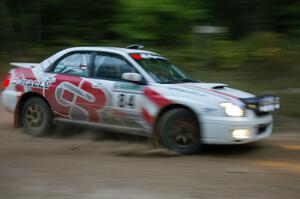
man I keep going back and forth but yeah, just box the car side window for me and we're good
[92,54,135,80]
[53,53,91,77]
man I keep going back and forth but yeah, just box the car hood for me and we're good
[165,82,255,102]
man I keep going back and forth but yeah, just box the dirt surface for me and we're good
[0,106,299,199]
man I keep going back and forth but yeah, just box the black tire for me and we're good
[21,97,53,137]
[157,108,201,155]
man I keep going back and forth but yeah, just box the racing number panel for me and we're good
[88,52,147,129]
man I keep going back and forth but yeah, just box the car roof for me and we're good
[62,46,158,55]
[40,46,159,71]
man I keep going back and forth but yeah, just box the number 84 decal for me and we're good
[118,93,135,108]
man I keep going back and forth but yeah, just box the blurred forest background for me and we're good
[0,0,299,122]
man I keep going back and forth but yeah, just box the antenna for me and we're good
[126,44,144,49]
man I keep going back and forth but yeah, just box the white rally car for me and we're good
[1,45,279,154]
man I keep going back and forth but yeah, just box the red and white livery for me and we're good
[1,46,280,154]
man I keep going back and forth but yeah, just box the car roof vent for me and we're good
[126,44,144,49]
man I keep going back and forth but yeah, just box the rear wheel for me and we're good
[157,108,201,155]
[21,97,53,136]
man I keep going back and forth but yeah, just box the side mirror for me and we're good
[121,73,142,83]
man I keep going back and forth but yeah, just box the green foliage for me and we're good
[245,32,284,61]
[210,40,246,69]
[0,0,300,119]
[277,93,300,118]
[112,0,205,46]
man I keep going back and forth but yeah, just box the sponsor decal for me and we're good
[55,82,95,106]
[54,81,95,121]
[114,82,142,93]
[12,78,53,89]
[48,76,107,122]
[130,53,165,60]
[243,95,280,112]
[140,54,165,60]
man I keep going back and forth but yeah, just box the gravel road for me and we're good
[0,107,299,199]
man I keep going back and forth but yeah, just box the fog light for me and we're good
[232,129,251,139]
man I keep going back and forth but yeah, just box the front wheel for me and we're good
[21,97,53,137]
[157,108,202,155]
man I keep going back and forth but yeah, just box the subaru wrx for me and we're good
[1,45,280,154]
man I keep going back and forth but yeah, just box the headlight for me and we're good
[220,102,244,117]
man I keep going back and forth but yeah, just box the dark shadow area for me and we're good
[201,143,263,157]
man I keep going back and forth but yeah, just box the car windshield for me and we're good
[130,53,197,84]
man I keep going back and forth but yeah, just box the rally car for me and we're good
[1,45,279,154]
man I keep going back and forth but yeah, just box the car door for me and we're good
[45,52,94,121]
[88,52,147,129]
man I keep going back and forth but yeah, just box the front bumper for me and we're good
[200,111,273,144]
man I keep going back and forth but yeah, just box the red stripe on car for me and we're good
[182,84,237,99]
[144,87,172,107]
[142,108,155,124]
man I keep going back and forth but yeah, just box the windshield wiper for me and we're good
[162,78,198,84]
[162,79,180,84]
[176,78,198,83]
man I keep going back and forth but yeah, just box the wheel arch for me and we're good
[153,103,201,138]
[14,92,52,128]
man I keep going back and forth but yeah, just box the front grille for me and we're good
[240,95,279,117]
[254,110,271,117]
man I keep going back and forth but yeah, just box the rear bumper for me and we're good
[1,90,21,112]
[200,113,273,144]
